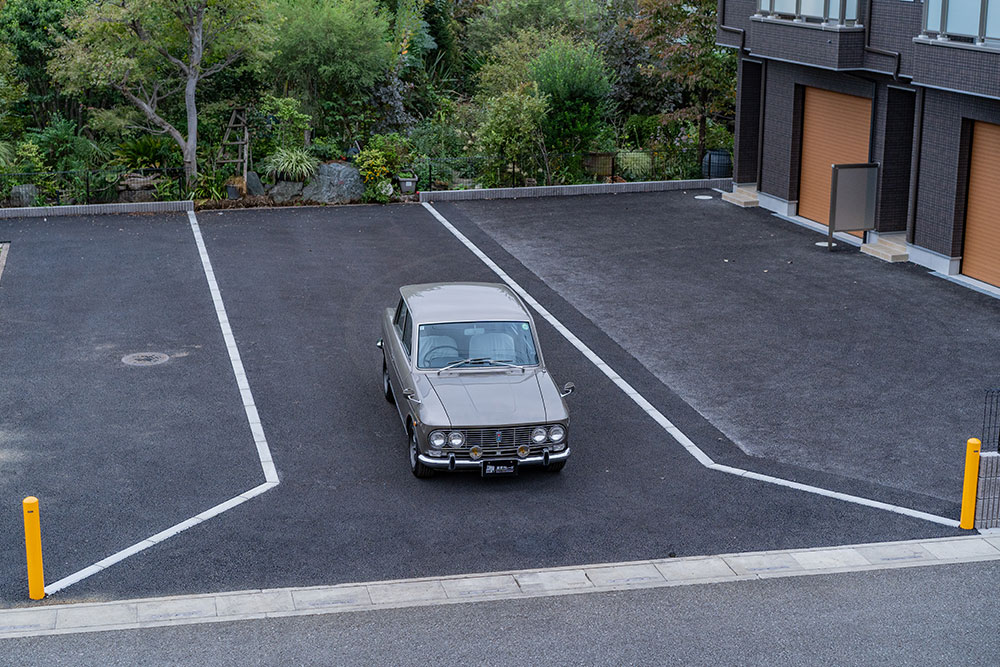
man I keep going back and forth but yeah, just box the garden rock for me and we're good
[10,184,38,207]
[301,161,363,204]
[118,190,156,203]
[246,171,266,196]
[269,180,304,204]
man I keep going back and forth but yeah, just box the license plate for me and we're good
[482,460,518,477]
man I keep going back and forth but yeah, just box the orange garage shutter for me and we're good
[798,88,872,227]
[963,121,1000,288]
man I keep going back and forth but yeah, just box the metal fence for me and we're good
[0,168,187,207]
[984,388,1000,453]
[414,149,732,192]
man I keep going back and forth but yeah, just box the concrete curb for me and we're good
[418,178,732,202]
[2,535,997,639]
[0,200,193,219]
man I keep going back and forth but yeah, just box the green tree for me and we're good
[633,0,736,163]
[50,0,274,184]
[528,41,612,154]
[463,0,601,62]
[272,0,394,141]
[0,42,26,134]
[0,0,86,127]
[475,83,547,174]
[475,28,561,101]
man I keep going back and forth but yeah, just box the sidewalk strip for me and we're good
[3,536,997,639]
[42,212,279,596]
[421,202,959,528]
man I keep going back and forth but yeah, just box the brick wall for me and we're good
[734,58,763,184]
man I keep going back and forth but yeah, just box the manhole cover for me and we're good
[122,352,169,367]
[694,195,713,200]
[815,241,838,248]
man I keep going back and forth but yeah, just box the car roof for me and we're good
[400,282,530,324]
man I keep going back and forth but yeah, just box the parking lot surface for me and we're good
[0,195,976,606]
[437,193,1000,505]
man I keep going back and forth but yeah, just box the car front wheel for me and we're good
[409,428,434,478]
[382,359,394,403]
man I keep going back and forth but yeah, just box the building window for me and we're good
[756,0,860,25]
[924,0,1000,44]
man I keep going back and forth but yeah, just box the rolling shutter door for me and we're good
[798,88,872,227]
[963,121,1000,288]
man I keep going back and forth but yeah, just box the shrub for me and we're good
[616,151,653,181]
[464,0,602,61]
[113,135,181,170]
[528,41,612,154]
[354,147,394,203]
[475,85,548,187]
[258,147,320,182]
[251,95,312,158]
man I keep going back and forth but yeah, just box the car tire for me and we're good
[409,428,434,478]
[382,359,394,403]
[544,460,566,473]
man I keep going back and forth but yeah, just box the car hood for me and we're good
[425,370,551,426]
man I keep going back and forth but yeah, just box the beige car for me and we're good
[378,282,574,478]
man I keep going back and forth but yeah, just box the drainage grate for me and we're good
[122,352,169,367]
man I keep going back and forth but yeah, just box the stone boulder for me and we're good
[246,171,266,196]
[301,161,363,204]
[268,180,304,204]
[10,184,38,207]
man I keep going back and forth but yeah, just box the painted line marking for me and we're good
[0,242,9,285]
[421,202,959,528]
[43,211,279,596]
[3,534,997,639]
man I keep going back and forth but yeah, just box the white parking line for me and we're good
[43,212,279,596]
[421,202,960,529]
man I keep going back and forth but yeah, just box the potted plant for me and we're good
[225,175,246,200]
[396,170,418,194]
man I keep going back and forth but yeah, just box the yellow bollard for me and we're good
[22,496,44,600]
[960,439,982,530]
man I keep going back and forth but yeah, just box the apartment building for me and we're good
[717,0,1000,289]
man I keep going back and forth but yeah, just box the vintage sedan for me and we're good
[378,282,574,478]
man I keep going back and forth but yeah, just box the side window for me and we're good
[401,311,413,356]
[393,298,404,327]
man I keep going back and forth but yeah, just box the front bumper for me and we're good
[417,447,570,470]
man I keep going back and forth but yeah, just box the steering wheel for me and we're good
[422,344,459,362]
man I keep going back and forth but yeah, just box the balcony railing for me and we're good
[923,0,1000,44]
[755,0,860,26]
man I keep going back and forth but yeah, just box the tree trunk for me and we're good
[183,75,199,185]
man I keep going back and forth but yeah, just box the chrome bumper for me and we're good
[418,448,570,470]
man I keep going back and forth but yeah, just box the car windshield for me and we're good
[416,321,539,370]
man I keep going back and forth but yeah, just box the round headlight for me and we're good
[469,445,482,460]
[548,425,565,443]
[448,431,465,447]
[531,427,547,444]
[429,431,446,449]
[517,444,530,459]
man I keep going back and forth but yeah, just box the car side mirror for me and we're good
[403,387,421,404]
[560,382,575,398]
[376,338,383,349]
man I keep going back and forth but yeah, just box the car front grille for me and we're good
[441,426,562,460]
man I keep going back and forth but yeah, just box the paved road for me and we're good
[4,560,998,666]
[439,193,1000,504]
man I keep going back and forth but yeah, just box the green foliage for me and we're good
[251,95,313,159]
[0,0,84,125]
[354,132,414,201]
[0,43,26,134]
[307,137,342,161]
[616,150,653,181]
[272,0,394,141]
[474,84,547,184]
[113,136,182,170]
[13,140,44,173]
[622,114,664,150]
[464,0,602,62]
[475,28,561,101]
[528,41,612,153]
[0,141,15,170]
[27,115,102,171]
[258,147,320,182]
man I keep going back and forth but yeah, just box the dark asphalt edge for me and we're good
[426,197,962,527]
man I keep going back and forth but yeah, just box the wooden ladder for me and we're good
[215,107,250,180]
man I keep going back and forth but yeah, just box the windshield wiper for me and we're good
[438,357,520,372]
